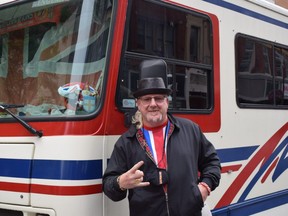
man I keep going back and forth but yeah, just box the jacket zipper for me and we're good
[140,139,170,215]
[136,127,172,215]
[164,189,170,216]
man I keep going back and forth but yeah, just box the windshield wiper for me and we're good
[0,104,43,138]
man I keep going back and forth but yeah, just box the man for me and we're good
[103,59,221,216]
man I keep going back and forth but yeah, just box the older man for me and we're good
[103,59,221,216]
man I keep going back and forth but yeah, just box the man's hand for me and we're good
[198,183,210,202]
[118,161,150,189]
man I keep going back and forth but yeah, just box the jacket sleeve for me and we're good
[196,125,221,191]
[102,136,128,201]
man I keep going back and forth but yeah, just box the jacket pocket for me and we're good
[191,183,204,210]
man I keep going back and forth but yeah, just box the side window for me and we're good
[236,34,288,108]
[117,0,213,112]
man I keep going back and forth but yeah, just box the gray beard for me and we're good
[149,113,163,124]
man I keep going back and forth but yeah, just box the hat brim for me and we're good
[133,88,172,98]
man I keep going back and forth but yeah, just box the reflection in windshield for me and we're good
[0,0,112,117]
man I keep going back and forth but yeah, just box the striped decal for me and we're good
[217,146,259,163]
[216,122,288,208]
[203,0,288,29]
[217,146,258,173]
[32,160,102,180]
[0,182,30,193]
[0,159,103,196]
[0,159,102,180]
[0,158,32,178]
[0,182,102,196]
[31,184,102,195]
[0,147,258,194]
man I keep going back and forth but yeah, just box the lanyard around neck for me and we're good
[142,121,170,165]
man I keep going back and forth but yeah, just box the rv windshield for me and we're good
[0,0,112,118]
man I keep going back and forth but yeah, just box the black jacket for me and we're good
[103,114,221,216]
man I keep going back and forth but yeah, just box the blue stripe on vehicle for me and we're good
[212,189,288,215]
[203,0,288,29]
[0,158,32,178]
[32,159,102,180]
[0,159,102,180]
[217,146,259,163]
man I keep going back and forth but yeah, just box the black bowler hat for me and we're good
[133,59,172,98]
